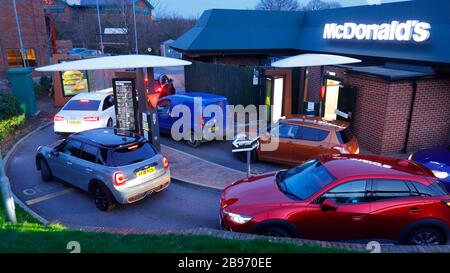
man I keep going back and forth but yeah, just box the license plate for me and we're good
[209,126,219,132]
[67,120,81,125]
[135,166,156,177]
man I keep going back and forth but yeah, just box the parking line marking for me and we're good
[25,188,75,206]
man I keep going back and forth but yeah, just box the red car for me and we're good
[220,154,450,245]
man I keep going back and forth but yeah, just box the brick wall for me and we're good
[382,81,415,154]
[349,75,392,153]
[407,78,450,151]
[0,0,49,78]
[305,66,450,154]
[306,66,321,102]
[55,39,73,54]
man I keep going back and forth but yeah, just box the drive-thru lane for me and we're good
[160,135,280,175]
[6,125,220,230]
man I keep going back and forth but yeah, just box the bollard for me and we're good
[0,155,17,224]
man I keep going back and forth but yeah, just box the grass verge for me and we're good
[0,197,358,253]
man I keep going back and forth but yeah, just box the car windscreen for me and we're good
[111,142,157,167]
[63,100,101,111]
[277,160,336,200]
[336,128,354,144]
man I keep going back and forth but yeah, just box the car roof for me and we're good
[320,154,435,183]
[70,128,143,148]
[70,92,112,101]
[281,115,350,131]
[164,92,227,103]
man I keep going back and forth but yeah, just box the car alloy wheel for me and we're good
[259,227,291,238]
[40,159,53,181]
[409,228,444,246]
[186,131,201,147]
[93,186,114,211]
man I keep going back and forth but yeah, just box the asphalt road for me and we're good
[160,134,281,175]
[6,125,221,230]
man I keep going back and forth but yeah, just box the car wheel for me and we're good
[258,227,291,238]
[93,184,116,212]
[406,227,445,246]
[107,118,113,127]
[186,130,201,147]
[39,158,53,182]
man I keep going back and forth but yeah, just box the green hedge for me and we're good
[0,92,25,141]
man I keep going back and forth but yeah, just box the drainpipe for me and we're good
[403,80,418,153]
[318,66,325,117]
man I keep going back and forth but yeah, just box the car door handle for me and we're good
[409,208,423,214]
[85,168,93,173]
[352,214,367,221]
[66,161,73,165]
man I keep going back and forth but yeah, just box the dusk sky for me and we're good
[155,0,410,18]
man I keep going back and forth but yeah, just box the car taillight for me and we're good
[84,116,100,121]
[113,171,126,186]
[442,199,450,207]
[54,115,64,122]
[162,156,169,169]
[201,115,205,129]
[332,145,349,154]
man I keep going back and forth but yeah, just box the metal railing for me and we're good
[0,155,17,224]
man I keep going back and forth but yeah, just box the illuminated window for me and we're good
[6,48,37,68]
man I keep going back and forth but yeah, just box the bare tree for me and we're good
[145,15,197,55]
[301,0,342,11]
[255,0,300,11]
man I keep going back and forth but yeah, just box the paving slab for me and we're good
[161,145,246,190]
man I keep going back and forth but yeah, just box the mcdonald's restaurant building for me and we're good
[171,0,450,155]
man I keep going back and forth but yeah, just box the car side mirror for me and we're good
[51,148,60,156]
[320,198,338,212]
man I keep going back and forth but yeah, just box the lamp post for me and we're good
[132,0,139,54]
[12,0,27,68]
[0,155,17,224]
[96,0,104,54]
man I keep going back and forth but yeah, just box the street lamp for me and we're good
[96,0,104,54]
[12,0,27,68]
[132,0,139,54]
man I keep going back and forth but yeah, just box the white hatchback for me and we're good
[54,92,116,134]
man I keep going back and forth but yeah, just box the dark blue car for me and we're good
[410,145,450,191]
[156,92,229,147]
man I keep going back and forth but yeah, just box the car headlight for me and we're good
[224,212,252,224]
[408,154,413,160]
[432,170,449,180]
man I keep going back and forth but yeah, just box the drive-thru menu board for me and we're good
[112,78,139,132]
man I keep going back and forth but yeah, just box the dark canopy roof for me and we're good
[171,0,450,64]
[172,9,304,53]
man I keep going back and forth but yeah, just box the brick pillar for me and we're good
[406,78,450,151]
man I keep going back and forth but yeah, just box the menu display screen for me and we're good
[112,78,139,132]
[61,70,89,96]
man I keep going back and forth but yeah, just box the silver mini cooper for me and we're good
[36,128,171,211]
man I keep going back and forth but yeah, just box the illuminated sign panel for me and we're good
[323,20,431,42]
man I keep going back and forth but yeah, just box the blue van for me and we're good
[156,92,229,147]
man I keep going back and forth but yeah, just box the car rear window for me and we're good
[63,99,101,111]
[297,126,330,142]
[111,142,157,167]
[336,128,354,144]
